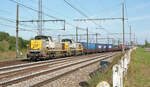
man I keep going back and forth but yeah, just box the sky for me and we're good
[0,0,150,45]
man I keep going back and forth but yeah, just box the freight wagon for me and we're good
[79,42,96,54]
[79,42,121,54]
[120,44,127,50]
[95,44,104,52]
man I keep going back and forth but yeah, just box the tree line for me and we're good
[0,32,29,52]
[145,40,150,47]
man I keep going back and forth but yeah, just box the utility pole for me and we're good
[134,32,135,46]
[130,25,132,47]
[107,34,109,44]
[58,34,61,42]
[118,40,120,48]
[87,28,88,50]
[76,27,78,42]
[38,0,43,35]
[136,39,137,46]
[112,39,115,45]
[122,2,125,52]
[19,0,65,35]
[96,33,98,43]
[16,4,19,59]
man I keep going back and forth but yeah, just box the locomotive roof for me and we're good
[35,35,52,38]
[62,39,73,40]
[35,35,52,41]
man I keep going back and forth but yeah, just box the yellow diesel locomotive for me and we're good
[27,35,83,60]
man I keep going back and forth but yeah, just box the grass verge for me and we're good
[0,50,27,61]
[124,48,150,87]
[88,52,124,87]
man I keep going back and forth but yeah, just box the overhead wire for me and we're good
[0,16,65,31]
[9,0,86,30]
[0,16,37,29]
[9,0,58,19]
[28,0,70,19]
[64,0,121,41]
[64,0,102,28]
[8,0,127,42]
[20,6,38,28]
[0,23,36,32]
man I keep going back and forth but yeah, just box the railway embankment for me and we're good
[87,47,150,87]
[87,51,124,87]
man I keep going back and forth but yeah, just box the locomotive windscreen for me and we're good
[35,36,52,41]
[62,39,72,43]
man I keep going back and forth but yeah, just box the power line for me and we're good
[0,23,36,32]
[9,0,82,30]
[63,0,124,40]
[0,16,37,28]
[74,17,127,40]
[63,0,102,27]
[64,0,88,18]
[0,16,66,31]
[0,16,69,32]
[74,18,127,21]
[29,0,70,19]
[9,0,59,19]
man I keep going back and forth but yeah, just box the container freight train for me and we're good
[27,35,126,60]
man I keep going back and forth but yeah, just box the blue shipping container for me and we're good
[80,42,96,50]
[95,44,104,50]
[103,44,107,49]
[106,44,114,49]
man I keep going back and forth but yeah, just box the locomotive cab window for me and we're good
[62,39,72,43]
[35,36,52,41]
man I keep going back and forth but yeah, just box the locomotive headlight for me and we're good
[46,45,49,49]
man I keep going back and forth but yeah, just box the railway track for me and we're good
[0,52,107,69]
[0,52,119,87]
[0,58,28,67]
[0,53,107,82]
[0,53,107,71]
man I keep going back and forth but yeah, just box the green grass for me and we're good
[124,48,150,87]
[88,53,124,87]
[0,50,27,61]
